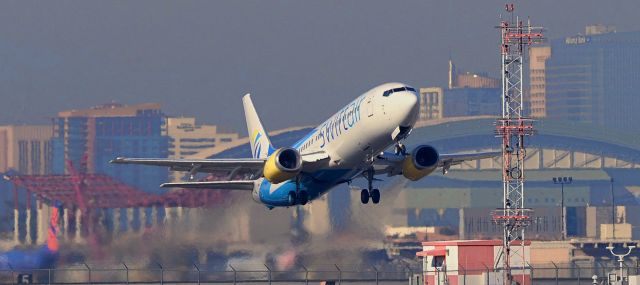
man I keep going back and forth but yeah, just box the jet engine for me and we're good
[402,145,439,181]
[263,147,303,184]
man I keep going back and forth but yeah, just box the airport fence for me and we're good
[0,261,639,284]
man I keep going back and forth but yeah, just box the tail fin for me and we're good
[243,94,274,159]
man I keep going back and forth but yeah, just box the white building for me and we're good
[165,117,238,181]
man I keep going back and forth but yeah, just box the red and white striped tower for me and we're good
[492,3,543,285]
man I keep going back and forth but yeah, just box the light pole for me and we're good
[553,176,572,240]
[610,177,616,240]
[606,245,635,284]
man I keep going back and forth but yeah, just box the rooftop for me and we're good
[57,103,162,118]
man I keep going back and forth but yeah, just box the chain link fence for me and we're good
[1,262,639,284]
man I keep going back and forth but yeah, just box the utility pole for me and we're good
[611,177,616,239]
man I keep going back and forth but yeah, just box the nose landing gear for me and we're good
[360,189,370,204]
[360,188,380,204]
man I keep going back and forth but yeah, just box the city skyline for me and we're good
[1,1,639,132]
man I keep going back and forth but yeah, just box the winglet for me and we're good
[109,157,125,164]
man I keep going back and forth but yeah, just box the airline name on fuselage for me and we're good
[296,95,366,152]
[317,95,366,148]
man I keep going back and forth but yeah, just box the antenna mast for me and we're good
[492,3,544,284]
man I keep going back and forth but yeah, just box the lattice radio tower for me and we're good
[492,3,544,284]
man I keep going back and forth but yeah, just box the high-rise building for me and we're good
[418,87,500,120]
[418,87,444,121]
[419,60,501,121]
[52,103,168,192]
[529,45,551,118]
[533,27,640,130]
[165,117,238,181]
[0,125,53,175]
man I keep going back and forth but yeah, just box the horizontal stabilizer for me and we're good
[160,180,255,190]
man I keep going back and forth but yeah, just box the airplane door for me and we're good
[366,96,374,117]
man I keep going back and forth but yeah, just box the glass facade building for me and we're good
[545,31,640,130]
[52,103,168,193]
[442,87,501,117]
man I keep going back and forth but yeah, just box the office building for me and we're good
[419,87,500,120]
[529,45,551,118]
[418,60,500,122]
[0,125,53,175]
[418,87,444,121]
[165,117,238,181]
[537,26,640,130]
[442,88,501,117]
[52,103,168,192]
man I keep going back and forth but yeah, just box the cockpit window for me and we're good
[383,86,417,97]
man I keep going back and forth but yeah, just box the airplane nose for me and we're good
[396,92,419,126]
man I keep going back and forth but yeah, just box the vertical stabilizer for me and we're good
[243,94,274,159]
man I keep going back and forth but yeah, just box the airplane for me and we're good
[111,82,499,209]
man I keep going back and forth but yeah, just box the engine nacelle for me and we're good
[402,145,439,181]
[263,147,303,184]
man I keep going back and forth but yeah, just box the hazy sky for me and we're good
[1,0,639,133]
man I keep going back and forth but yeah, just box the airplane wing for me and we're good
[373,150,501,176]
[438,151,502,168]
[111,149,330,175]
[160,180,255,190]
[110,157,266,174]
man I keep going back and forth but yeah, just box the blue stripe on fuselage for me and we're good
[291,129,316,149]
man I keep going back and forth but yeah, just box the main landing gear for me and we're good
[394,143,407,156]
[360,169,380,204]
[288,177,308,206]
[288,191,309,206]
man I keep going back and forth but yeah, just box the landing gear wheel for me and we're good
[360,189,370,204]
[288,191,297,206]
[298,191,309,205]
[370,189,381,204]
